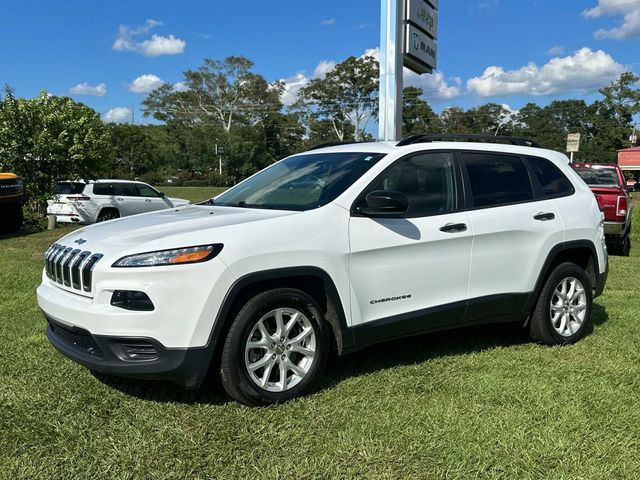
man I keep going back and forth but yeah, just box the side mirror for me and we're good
[159,192,166,198]
[356,190,409,216]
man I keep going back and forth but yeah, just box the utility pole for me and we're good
[215,144,224,176]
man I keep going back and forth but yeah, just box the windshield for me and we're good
[574,167,620,187]
[54,182,86,195]
[213,152,386,211]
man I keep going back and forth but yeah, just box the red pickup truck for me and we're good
[572,163,633,256]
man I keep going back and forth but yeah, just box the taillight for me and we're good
[617,196,628,217]
[66,196,91,201]
[595,194,604,211]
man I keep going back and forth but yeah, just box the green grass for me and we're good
[1,196,640,479]
[160,186,227,204]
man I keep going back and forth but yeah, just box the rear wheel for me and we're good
[97,209,119,222]
[220,288,329,406]
[529,262,593,345]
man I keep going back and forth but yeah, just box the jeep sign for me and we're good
[404,0,438,74]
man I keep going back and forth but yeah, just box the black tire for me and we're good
[529,262,593,346]
[0,205,23,234]
[220,288,329,406]
[97,209,119,222]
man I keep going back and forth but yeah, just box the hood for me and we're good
[59,205,298,256]
[168,197,190,206]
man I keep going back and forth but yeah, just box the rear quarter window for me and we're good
[526,156,574,198]
[92,184,114,196]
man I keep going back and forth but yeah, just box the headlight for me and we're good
[112,244,223,268]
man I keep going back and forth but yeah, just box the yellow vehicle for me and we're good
[0,173,24,233]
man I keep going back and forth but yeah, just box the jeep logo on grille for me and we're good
[73,238,87,245]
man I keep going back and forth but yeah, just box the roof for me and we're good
[618,146,640,152]
[0,173,18,180]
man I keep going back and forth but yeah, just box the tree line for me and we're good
[1,54,639,222]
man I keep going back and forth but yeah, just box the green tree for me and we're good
[298,55,379,141]
[142,56,282,133]
[0,87,110,218]
[402,86,440,136]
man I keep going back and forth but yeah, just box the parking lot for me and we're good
[1,189,638,479]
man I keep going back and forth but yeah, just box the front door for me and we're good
[348,151,473,345]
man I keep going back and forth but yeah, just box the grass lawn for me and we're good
[1,193,639,479]
[160,186,227,204]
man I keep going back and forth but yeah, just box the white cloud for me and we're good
[280,60,338,106]
[129,74,164,93]
[320,18,336,26]
[467,47,625,97]
[280,46,462,106]
[405,71,463,101]
[69,82,106,97]
[103,107,132,123]
[545,45,565,56]
[583,0,640,39]
[361,47,462,102]
[173,82,189,92]
[112,19,186,56]
[312,60,337,79]
[281,73,310,106]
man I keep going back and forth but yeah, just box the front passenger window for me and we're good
[365,152,455,217]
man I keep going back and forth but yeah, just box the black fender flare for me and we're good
[524,240,601,314]
[190,266,353,386]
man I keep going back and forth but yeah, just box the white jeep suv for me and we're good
[47,179,189,224]
[37,135,608,406]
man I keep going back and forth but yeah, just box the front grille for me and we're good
[48,320,103,358]
[44,243,103,294]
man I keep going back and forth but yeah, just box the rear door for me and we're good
[348,151,473,343]
[460,151,564,322]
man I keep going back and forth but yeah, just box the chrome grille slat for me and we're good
[44,244,103,295]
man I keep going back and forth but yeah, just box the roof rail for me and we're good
[308,141,366,151]
[396,134,541,148]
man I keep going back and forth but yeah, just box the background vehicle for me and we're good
[572,163,633,256]
[47,180,189,224]
[38,135,608,406]
[0,173,24,233]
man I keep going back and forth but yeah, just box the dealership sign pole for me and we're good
[379,0,438,141]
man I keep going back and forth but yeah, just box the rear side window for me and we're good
[527,156,574,197]
[112,183,138,196]
[54,182,85,195]
[93,184,114,195]
[461,152,533,208]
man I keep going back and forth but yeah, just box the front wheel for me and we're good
[220,288,329,406]
[529,262,593,345]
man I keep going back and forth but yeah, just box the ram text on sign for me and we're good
[404,24,437,72]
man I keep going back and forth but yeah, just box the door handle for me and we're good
[116,197,124,201]
[145,199,152,202]
[534,212,555,221]
[440,223,467,233]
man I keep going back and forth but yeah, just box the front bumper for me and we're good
[44,313,213,387]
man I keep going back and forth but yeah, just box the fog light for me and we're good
[111,290,155,311]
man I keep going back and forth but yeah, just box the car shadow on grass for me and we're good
[91,305,609,405]
[318,303,610,394]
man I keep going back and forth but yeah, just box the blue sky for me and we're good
[1,0,638,123]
